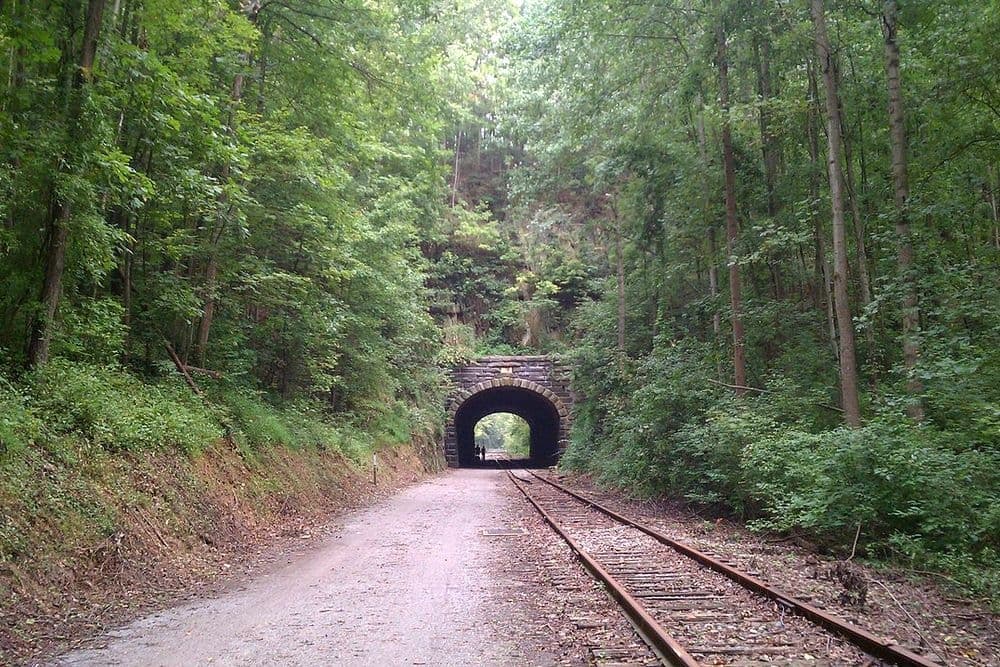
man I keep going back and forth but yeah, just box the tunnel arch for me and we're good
[449,377,568,467]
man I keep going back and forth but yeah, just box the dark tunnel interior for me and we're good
[454,386,561,467]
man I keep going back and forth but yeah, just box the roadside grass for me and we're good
[0,360,428,569]
[0,360,437,663]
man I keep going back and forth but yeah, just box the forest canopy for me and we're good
[0,0,472,428]
[1,0,998,599]
[495,0,1000,598]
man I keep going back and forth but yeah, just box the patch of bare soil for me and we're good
[549,472,999,666]
[491,478,659,666]
[1,440,432,666]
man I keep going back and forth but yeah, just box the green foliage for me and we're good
[739,420,999,558]
[437,322,477,365]
[1,0,997,610]
[28,361,220,455]
[475,412,530,456]
[218,388,377,463]
[565,330,1000,598]
[0,357,421,472]
[0,0,474,434]
[505,0,1000,601]
[0,438,121,566]
[50,298,128,365]
[0,374,43,460]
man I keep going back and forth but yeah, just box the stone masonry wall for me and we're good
[444,355,573,466]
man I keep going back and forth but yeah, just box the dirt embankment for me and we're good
[0,437,440,665]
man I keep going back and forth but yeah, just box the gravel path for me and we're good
[49,469,649,667]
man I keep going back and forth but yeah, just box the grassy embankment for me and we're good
[0,360,443,662]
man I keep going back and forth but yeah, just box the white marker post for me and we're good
[372,452,378,485]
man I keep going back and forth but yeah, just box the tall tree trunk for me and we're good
[755,30,778,220]
[194,41,252,366]
[841,119,874,308]
[708,227,721,340]
[256,19,270,115]
[612,203,626,354]
[120,211,133,362]
[194,73,242,367]
[842,130,876,360]
[28,213,71,366]
[27,0,107,367]
[193,3,263,365]
[192,1,263,366]
[812,0,862,426]
[807,59,839,360]
[450,128,462,208]
[716,2,747,393]
[755,31,785,303]
[3,0,26,113]
[695,96,722,375]
[819,231,840,362]
[882,0,924,421]
[989,165,1000,251]
[708,225,725,379]
[845,52,877,308]
[4,0,28,233]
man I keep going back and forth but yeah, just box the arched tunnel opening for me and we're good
[475,413,529,459]
[454,386,561,467]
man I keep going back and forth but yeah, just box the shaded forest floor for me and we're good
[0,439,436,665]
[549,471,1000,666]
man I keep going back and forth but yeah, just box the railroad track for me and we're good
[507,467,940,667]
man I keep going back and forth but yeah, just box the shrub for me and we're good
[565,325,1000,600]
[744,420,1000,560]
[49,298,127,366]
[0,374,43,460]
[27,360,220,454]
[214,387,381,463]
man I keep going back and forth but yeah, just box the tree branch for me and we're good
[706,378,846,413]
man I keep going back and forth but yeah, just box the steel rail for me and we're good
[525,469,939,667]
[506,470,698,667]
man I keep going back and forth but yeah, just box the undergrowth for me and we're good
[0,360,428,462]
[563,323,1000,606]
[0,360,439,567]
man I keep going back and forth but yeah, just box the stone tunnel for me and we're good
[444,355,573,467]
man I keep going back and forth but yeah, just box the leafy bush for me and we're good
[565,318,1000,600]
[0,374,44,459]
[49,298,128,366]
[436,322,477,365]
[2,360,411,466]
[731,416,999,556]
[214,386,412,464]
[221,389,300,451]
[27,361,221,454]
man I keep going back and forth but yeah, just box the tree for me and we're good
[27,0,108,367]
[715,0,747,393]
[495,0,1000,593]
[811,0,862,426]
[0,0,484,425]
[882,0,923,421]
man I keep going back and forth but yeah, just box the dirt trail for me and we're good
[52,470,540,666]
